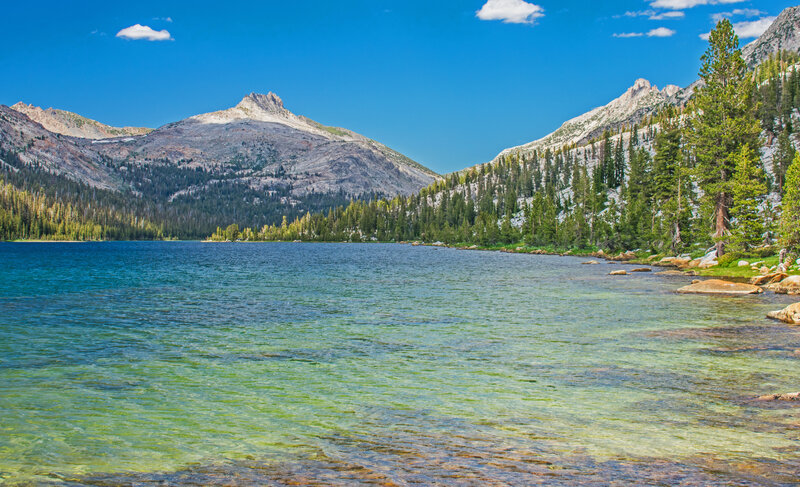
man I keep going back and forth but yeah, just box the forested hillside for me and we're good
[220,20,800,262]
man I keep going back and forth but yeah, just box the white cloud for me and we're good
[650,11,686,19]
[620,10,684,19]
[650,0,745,10]
[614,27,676,38]
[116,24,173,41]
[699,16,776,41]
[732,17,776,38]
[621,10,656,17]
[712,8,763,21]
[648,27,677,37]
[476,0,545,24]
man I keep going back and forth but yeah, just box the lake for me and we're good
[1,242,799,485]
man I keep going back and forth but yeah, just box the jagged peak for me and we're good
[630,78,653,91]
[236,92,287,114]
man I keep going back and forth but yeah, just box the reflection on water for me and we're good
[1,242,799,485]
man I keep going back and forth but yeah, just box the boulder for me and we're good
[697,249,718,269]
[676,279,764,295]
[609,270,628,276]
[767,302,800,325]
[613,251,637,261]
[658,256,678,266]
[770,275,800,295]
[738,260,750,267]
[750,273,788,286]
[673,258,691,268]
[760,266,771,275]
[656,270,687,276]
[688,259,701,268]
[631,268,652,272]
[756,392,800,402]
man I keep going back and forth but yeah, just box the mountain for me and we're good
[493,6,800,163]
[0,105,121,190]
[497,79,689,158]
[0,92,438,238]
[742,6,800,68]
[10,102,152,139]
[86,92,436,197]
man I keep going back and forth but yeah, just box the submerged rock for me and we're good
[676,279,764,295]
[582,260,600,265]
[767,302,800,325]
[609,270,628,276]
[756,392,800,401]
[631,268,652,272]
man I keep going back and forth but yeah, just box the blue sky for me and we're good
[0,1,794,173]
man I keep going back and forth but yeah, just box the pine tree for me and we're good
[685,19,761,256]
[729,146,767,251]
[774,130,796,194]
[780,152,800,252]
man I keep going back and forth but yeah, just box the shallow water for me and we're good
[1,242,798,485]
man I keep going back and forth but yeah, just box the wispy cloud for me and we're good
[153,16,173,23]
[615,27,676,38]
[618,10,685,20]
[699,16,776,40]
[476,0,544,24]
[650,0,745,10]
[116,24,173,41]
[650,11,686,20]
[711,8,764,22]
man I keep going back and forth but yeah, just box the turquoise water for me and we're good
[1,242,799,485]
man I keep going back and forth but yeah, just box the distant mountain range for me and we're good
[0,92,438,237]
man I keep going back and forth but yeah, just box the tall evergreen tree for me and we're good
[780,152,800,253]
[685,19,761,256]
[729,146,767,251]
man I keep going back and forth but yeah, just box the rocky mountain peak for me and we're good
[236,92,287,115]
[743,6,800,67]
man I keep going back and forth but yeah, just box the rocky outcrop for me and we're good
[676,279,764,295]
[769,275,800,295]
[767,302,800,325]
